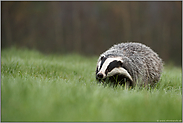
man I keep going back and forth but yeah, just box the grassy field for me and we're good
[1,47,182,122]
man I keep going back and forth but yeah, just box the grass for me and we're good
[1,47,182,122]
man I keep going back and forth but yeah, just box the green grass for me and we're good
[1,47,182,122]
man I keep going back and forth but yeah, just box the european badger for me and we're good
[96,42,163,87]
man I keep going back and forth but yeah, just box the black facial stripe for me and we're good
[105,60,121,75]
[96,67,99,75]
[99,57,107,71]
[121,63,129,73]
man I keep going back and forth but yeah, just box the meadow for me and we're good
[1,47,182,122]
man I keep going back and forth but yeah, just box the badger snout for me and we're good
[97,73,104,79]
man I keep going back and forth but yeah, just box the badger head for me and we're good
[96,55,133,85]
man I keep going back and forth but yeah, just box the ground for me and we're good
[1,47,182,122]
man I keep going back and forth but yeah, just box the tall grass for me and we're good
[1,47,182,122]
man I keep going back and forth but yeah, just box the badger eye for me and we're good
[106,69,108,73]
[105,69,108,76]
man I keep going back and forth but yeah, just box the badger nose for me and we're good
[97,73,104,79]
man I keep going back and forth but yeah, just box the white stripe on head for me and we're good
[97,60,101,71]
[97,55,105,71]
[98,57,123,78]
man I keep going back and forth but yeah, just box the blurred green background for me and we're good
[1,1,182,66]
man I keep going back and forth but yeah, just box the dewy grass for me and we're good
[1,47,182,122]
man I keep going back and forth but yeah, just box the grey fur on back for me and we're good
[97,42,163,87]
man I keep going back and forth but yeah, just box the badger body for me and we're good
[96,42,163,87]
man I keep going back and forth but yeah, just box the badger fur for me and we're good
[96,42,163,87]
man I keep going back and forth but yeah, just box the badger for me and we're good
[96,42,163,88]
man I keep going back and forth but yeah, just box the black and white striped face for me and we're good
[96,56,133,81]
